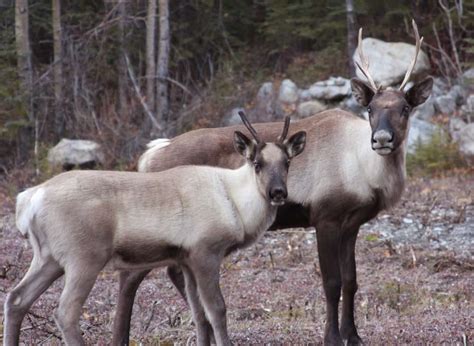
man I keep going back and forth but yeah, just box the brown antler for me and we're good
[399,19,424,90]
[238,111,261,143]
[278,116,291,143]
[355,28,378,91]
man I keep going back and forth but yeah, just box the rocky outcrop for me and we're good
[48,139,105,170]
[306,77,351,101]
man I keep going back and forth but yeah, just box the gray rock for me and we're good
[458,123,474,165]
[434,94,456,115]
[463,68,474,80]
[308,76,351,100]
[296,101,327,118]
[48,139,105,168]
[339,96,365,116]
[353,38,430,87]
[222,107,245,126]
[297,89,312,102]
[278,79,298,104]
[257,82,274,106]
[448,85,466,106]
[407,118,440,154]
[254,82,276,120]
[460,94,474,121]
[412,95,436,121]
[432,77,450,98]
[449,117,467,142]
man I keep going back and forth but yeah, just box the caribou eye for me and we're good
[253,161,261,173]
[285,159,290,168]
[402,105,410,116]
[367,106,372,114]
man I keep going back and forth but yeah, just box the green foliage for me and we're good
[261,0,346,52]
[406,131,466,176]
[286,45,347,85]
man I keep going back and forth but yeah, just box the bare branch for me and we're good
[123,53,163,133]
[438,0,463,76]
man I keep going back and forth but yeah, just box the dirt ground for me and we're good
[0,173,473,345]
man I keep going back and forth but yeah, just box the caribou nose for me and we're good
[269,186,288,201]
[372,129,394,147]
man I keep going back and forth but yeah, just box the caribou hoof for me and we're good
[340,326,364,345]
[324,333,344,346]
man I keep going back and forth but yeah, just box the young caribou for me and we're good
[3,112,306,345]
[113,20,433,345]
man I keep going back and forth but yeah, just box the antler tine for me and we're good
[356,28,378,91]
[238,111,261,143]
[399,19,423,90]
[278,116,291,143]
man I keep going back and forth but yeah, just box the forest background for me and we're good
[0,0,472,179]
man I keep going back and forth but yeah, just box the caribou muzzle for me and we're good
[371,129,394,154]
[269,185,288,206]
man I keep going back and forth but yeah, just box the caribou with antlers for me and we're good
[4,113,306,345]
[111,20,433,345]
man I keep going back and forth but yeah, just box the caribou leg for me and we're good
[168,265,215,344]
[54,260,105,345]
[3,255,63,346]
[187,250,231,346]
[339,227,363,345]
[111,269,151,346]
[181,266,213,346]
[316,220,344,346]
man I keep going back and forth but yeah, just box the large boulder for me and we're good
[307,76,351,100]
[353,38,430,87]
[457,123,474,165]
[278,79,299,104]
[407,118,440,154]
[296,101,327,118]
[48,138,105,169]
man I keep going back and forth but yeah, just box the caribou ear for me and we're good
[285,131,306,158]
[233,131,256,160]
[405,77,433,107]
[351,78,375,106]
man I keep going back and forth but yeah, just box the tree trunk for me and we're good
[118,0,128,118]
[15,0,34,124]
[345,0,357,77]
[156,0,170,131]
[52,0,64,137]
[146,0,157,114]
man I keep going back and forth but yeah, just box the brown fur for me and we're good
[116,77,433,345]
[5,123,306,346]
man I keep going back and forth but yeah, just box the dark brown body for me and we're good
[112,22,432,344]
[113,109,411,345]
